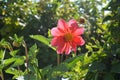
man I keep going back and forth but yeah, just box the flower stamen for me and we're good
[64,33,73,42]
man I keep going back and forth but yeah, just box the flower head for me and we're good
[51,19,85,55]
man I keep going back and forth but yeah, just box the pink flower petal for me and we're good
[73,27,84,36]
[51,27,63,36]
[73,36,85,46]
[65,43,71,55]
[57,43,66,54]
[51,36,65,46]
[71,42,77,53]
[51,36,68,54]
[68,19,79,30]
[57,19,68,32]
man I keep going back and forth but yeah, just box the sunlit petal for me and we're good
[51,27,63,36]
[57,19,68,31]
[73,27,84,36]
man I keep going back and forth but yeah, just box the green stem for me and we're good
[57,54,60,65]
[23,40,29,69]
[0,71,4,80]
[66,55,68,59]
[61,54,63,62]
[22,40,29,80]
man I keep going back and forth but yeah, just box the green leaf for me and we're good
[27,44,41,79]
[30,35,49,46]
[103,73,115,80]
[5,67,19,75]
[67,55,84,69]
[89,62,106,72]
[9,50,19,57]
[14,34,24,43]
[4,58,15,67]
[102,0,106,3]
[86,45,93,52]
[103,15,112,23]
[46,55,85,79]
[41,65,52,76]
[28,44,38,58]
[0,39,12,49]
[84,53,91,64]
[3,56,25,67]
[24,74,37,80]
[0,50,5,60]
[30,35,55,50]
[5,67,24,79]
[111,63,120,73]
[66,54,84,63]
[12,56,25,67]
[47,63,68,79]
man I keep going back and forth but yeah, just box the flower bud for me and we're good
[79,17,85,24]
[12,41,21,47]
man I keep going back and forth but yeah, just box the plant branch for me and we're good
[0,71,4,80]
[22,40,29,80]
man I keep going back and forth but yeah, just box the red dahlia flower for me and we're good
[51,19,85,55]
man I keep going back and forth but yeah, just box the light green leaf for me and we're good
[86,45,93,52]
[30,35,49,46]
[4,56,25,67]
[5,67,19,75]
[30,35,55,50]
[0,50,5,60]
[9,50,19,57]
[4,58,15,67]
[66,54,84,69]
[12,56,25,67]
[5,67,24,79]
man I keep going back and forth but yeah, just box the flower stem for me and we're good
[57,54,60,65]
[61,54,63,62]
[66,55,68,59]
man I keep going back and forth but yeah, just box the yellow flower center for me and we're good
[64,33,73,42]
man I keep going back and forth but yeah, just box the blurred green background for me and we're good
[1,0,120,80]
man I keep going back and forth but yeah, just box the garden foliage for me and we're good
[0,0,120,80]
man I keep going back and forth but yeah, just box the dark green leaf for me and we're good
[103,15,112,23]
[103,73,115,80]
[111,63,120,73]
[41,65,52,76]
[28,44,38,58]
[89,62,106,72]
